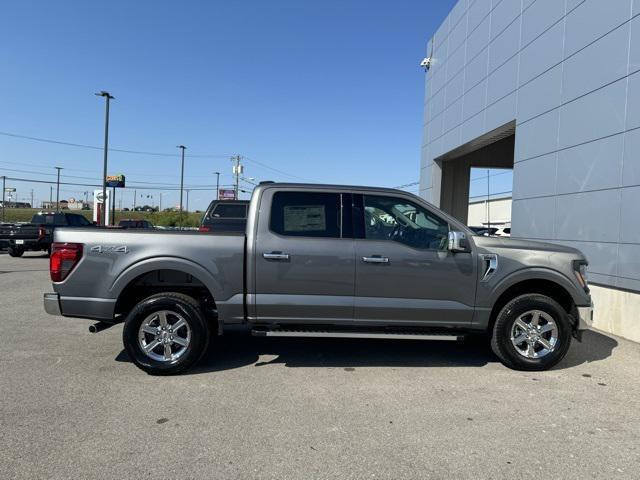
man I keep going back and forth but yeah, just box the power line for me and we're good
[243,155,315,182]
[0,130,231,159]
[1,175,237,191]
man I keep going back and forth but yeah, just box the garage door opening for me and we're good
[436,122,514,228]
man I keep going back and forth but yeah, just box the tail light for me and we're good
[198,225,211,232]
[50,242,83,282]
[38,225,46,240]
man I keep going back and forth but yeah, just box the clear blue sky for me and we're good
[0,0,480,211]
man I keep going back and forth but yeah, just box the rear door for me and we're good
[353,193,476,327]
[253,189,355,324]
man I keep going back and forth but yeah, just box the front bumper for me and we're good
[576,301,594,330]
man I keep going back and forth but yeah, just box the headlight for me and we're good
[573,260,589,292]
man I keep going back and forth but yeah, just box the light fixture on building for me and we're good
[420,57,432,71]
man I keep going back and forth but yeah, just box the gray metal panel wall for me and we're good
[421,0,640,292]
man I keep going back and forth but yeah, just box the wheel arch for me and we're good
[111,258,222,331]
[487,277,579,335]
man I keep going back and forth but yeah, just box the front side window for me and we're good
[363,195,449,250]
[270,191,341,238]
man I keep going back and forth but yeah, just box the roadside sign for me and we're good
[219,189,236,200]
[4,187,16,192]
[105,174,126,188]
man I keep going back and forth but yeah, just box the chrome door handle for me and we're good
[362,256,389,264]
[263,252,290,261]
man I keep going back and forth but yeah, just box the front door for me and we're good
[353,194,476,327]
[254,189,355,324]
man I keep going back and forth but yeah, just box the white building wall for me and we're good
[422,0,640,341]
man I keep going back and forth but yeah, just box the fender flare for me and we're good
[487,267,582,307]
[109,256,224,301]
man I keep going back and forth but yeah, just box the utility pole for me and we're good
[133,189,137,210]
[159,192,163,211]
[49,186,53,203]
[55,167,63,212]
[1,176,5,222]
[111,186,116,223]
[95,90,114,225]
[177,145,186,214]
[186,189,190,213]
[30,189,34,208]
[214,171,220,200]
[231,155,242,200]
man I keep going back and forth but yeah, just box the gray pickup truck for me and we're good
[44,183,593,375]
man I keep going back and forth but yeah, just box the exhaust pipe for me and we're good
[88,321,116,334]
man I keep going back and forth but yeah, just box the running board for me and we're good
[251,328,462,341]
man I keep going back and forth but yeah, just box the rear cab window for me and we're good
[210,203,248,219]
[31,214,66,226]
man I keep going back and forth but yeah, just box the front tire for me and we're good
[123,292,210,375]
[491,294,572,371]
[8,246,24,257]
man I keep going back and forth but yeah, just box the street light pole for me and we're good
[1,176,5,222]
[55,167,63,212]
[177,145,186,213]
[214,172,220,200]
[95,90,114,225]
[177,145,186,228]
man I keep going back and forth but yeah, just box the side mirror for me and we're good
[448,231,469,253]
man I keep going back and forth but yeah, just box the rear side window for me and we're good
[270,191,341,238]
[32,214,65,225]
[210,203,247,219]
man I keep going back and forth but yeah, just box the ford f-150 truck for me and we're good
[43,183,593,375]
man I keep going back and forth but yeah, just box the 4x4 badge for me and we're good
[90,245,129,254]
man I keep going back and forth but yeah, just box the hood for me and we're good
[472,235,584,256]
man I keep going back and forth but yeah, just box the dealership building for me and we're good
[420,0,640,341]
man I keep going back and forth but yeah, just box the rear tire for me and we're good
[122,292,210,375]
[8,246,24,257]
[491,294,572,371]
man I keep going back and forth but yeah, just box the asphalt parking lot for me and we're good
[1,252,640,479]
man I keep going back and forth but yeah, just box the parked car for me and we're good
[118,219,154,229]
[1,211,95,257]
[44,183,592,375]
[469,226,498,236]
[469,226,511,237]
[0,222,15,250]
[198,200,249,233]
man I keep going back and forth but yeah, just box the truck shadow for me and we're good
[115,329,617,374]
[184,328,616,374]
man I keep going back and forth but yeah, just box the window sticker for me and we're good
[283,205,326,232]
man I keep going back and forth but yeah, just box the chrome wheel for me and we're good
[510,310,558,359]
[138,310,191,363]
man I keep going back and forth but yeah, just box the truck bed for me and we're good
[52,228,246,321]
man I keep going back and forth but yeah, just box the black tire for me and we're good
[491,294,572,371]
[122,292,210,375]
[8,246,24,257]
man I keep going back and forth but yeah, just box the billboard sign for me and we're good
[219,189,236,200]
[105,174,125,188]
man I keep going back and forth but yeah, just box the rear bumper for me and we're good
[576,301,594,330]
[10,239,47,250]
[43,293,62,316]
[43,293,116,321]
